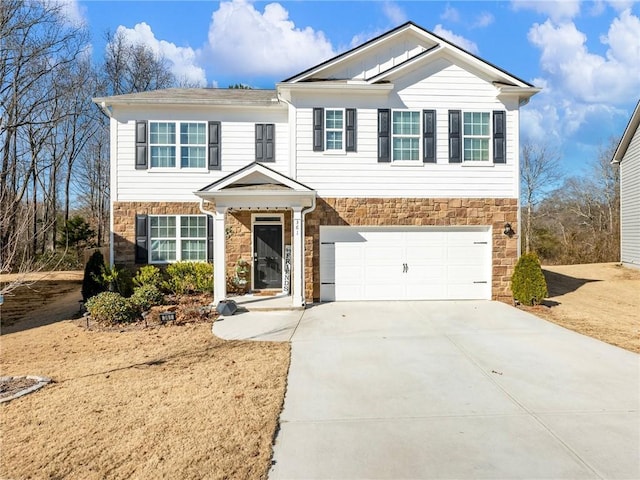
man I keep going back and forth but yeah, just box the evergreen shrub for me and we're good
[511,252,548,306]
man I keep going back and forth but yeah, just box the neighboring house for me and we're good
[93,22,539,307]
[612,100,640,269]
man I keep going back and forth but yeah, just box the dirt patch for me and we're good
[521,263,640,353]
[0,319,290,479]
[1,271,83,329]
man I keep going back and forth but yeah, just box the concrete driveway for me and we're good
[256,301,639,479]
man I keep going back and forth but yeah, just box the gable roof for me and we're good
[93,88,280,107]
[283,21,535,89]
[197,162,314,193]
[612,100,640,164]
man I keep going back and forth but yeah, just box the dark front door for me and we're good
[253,224,283,289]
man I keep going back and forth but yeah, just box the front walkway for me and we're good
[215,300,640,479]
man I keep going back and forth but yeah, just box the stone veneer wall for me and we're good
[304,198,519,303]
[112,202,292,286]
[113,199,517,302]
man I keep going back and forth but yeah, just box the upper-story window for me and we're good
[325,109,344,151]
[463,112,490,162]
[392,111,420,161]
[148,121,207,169]
[313,108,356,153]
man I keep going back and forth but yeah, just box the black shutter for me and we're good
[208,121,221,170]
[345,108,356,152]
[378,109,390,163]
[448,110,461,163]
[135,121,148,169]
[493,110,506,164]
[423,110,436,163]
[255,123,275,162]
[313,108,324,151]
[207,215,214,262]
[135,214,148,264]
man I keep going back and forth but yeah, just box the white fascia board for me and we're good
[194,190,316,209]
[202,163,314,192]
[277,82,394,102]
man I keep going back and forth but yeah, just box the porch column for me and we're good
[213,206,228,303]
[292,207,304,307]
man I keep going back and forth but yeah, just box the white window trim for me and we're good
[251,213,285,292]
[462,111,492,163]
[148,121,208,171]
[391,109,422,163]
[148,214,207,264]
[324,108,346,153]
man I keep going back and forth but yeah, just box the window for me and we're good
[463,112,490,161]
[392,111,420,161]
[180,123,206,168]
[148,122,207,169]
[325,109,344,150]
[149,215,207,262]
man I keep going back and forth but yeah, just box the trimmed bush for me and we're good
[511,253,548,306]
[85,291,137,324]
[130,284,164,312]
[100,265,134,297]
[133,265,163,289]
[82,251,106,302]
[164,262,213,295]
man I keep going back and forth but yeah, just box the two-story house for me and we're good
[94,22,539,308]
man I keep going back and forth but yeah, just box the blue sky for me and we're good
[66,0,640,176]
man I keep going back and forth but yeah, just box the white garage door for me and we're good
[320,226,491,301]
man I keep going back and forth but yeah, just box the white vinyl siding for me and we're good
[620,126,640,267]
[149,215,206,263]
[295,59,519,199]
[113,107,289,202]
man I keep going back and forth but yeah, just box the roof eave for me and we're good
[612,100,640,163]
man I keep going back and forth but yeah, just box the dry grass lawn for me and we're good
[523,263,640,354]
[1,318,289,479]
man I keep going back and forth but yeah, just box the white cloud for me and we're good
[202,0,336,78]
[472,12,495,28]
[47,0,87,26]
[382,1,407,25]
[432,25,479,54]
[528,11,640,104]
[114,23,207,87]
[441,4,460,23]
[522,9,640,144]
[512,0,581,21]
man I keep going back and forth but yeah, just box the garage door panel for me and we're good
[320,227,491,301]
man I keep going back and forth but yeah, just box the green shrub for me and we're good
[82,251,106,302]
[511,253,548,306]
[85,291,137,324]
[133,265,163,289]
[100,265,134,297]
[163,261,213,295]
[130,284,164,312]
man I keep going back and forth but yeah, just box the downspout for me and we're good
[199,198,217,303]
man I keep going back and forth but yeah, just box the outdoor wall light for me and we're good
[503,223,515,237]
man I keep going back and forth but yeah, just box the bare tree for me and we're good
[102,29,175,96]
[520,141,562,253]
[0,0,88,292]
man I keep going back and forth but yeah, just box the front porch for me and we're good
[195,162,316,308]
